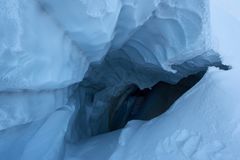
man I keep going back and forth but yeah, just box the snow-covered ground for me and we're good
[0,0,239,159]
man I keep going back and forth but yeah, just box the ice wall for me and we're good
[0,0,236,160]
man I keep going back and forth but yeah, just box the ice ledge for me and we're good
[0,0,218,91]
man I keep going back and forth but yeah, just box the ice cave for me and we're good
[0,0,239,159]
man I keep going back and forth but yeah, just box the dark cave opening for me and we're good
[68,50,231,140]
[67,71,207,140]
[109,71,206,131]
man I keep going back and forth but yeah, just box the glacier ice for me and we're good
[0,0,238,160]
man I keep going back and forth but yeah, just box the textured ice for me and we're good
[0,0,239,159]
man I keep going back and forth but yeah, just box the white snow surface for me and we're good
[0,0,239,160]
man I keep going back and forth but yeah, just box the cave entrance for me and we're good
[109,71,206,131]
[69,57,230,140]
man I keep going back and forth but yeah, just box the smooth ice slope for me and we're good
[109,68,240,160]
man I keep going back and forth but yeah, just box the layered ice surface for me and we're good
[0,0,239,160]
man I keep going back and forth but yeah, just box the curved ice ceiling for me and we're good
[0,0,238,160]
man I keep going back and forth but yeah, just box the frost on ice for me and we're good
[0,0,238,160]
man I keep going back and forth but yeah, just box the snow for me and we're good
[0,0,88,90]
[109,68,240,160]
[0,0,239,159]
